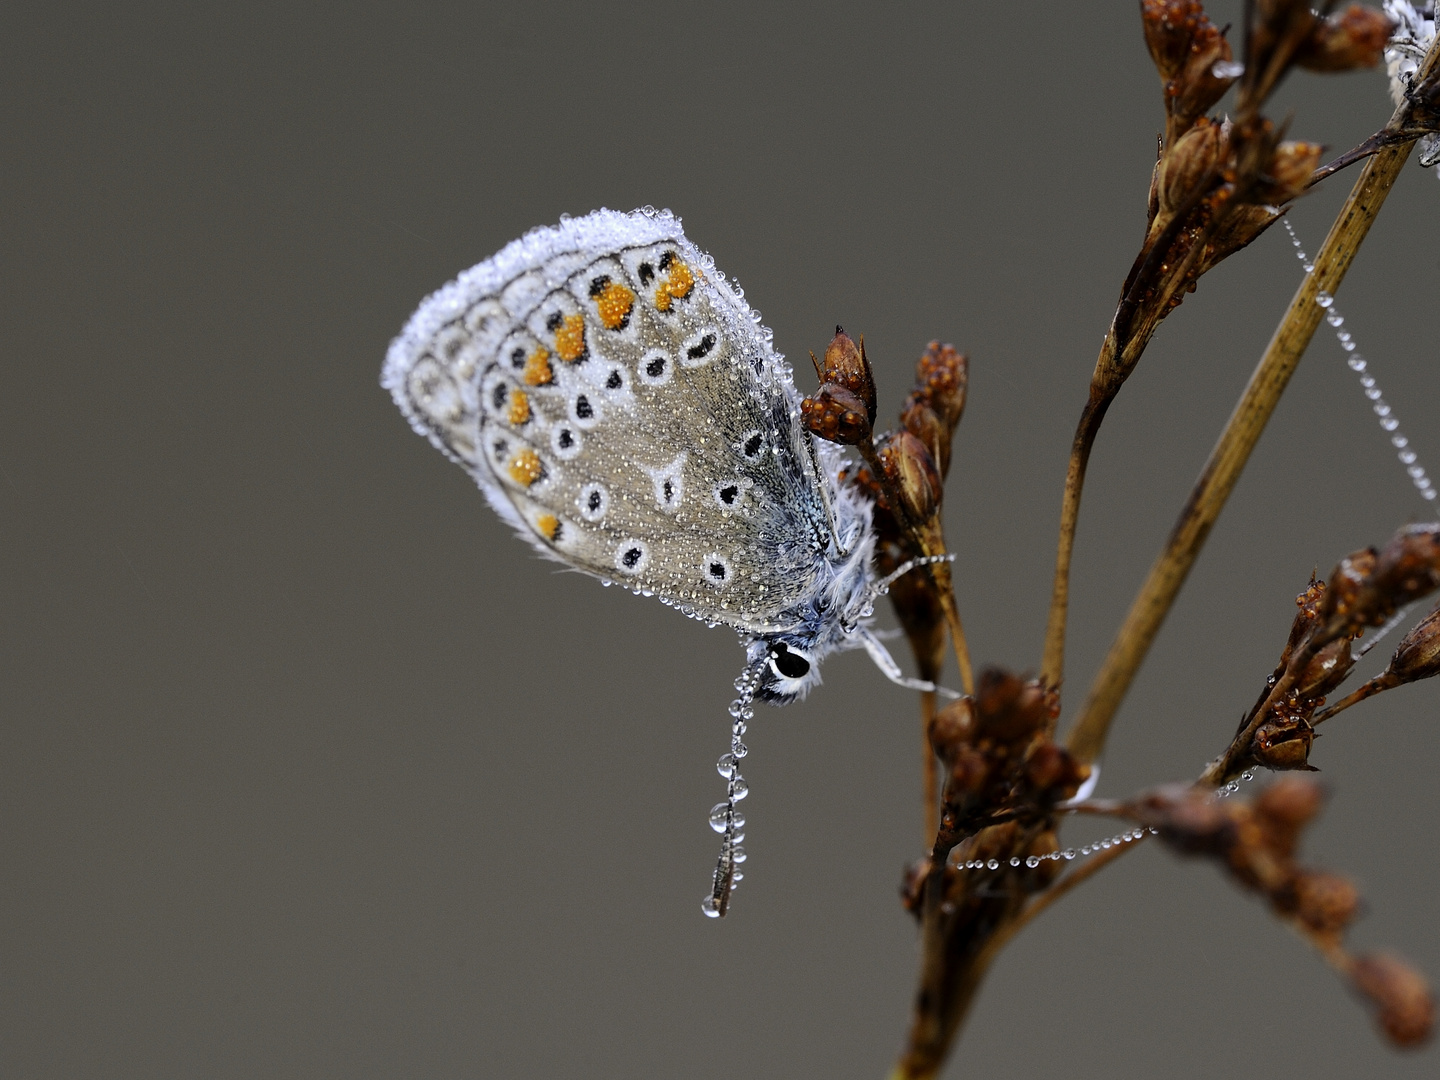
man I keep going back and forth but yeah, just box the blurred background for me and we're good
[3,2,1438,1077]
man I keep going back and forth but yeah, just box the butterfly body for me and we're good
[383,208,878,701]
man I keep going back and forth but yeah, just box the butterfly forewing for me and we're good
[385,209,834,634]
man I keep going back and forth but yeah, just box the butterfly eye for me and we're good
[770,642,811,679]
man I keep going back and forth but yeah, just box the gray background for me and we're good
[3,2,1438,1077]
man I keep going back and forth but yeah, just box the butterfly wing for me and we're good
[384,208,838,635]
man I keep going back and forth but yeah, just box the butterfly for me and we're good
[382,207,932,703]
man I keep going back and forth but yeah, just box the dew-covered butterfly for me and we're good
[383,207,932,704]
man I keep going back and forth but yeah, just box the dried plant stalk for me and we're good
[1066,134,1418,766]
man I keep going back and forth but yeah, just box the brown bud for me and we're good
[1294,635,1355,700]
[928,696,977,763]
[900,398,950,481]
[1289,870,1361,937]
[815,327,876,423]
[1318,546,1378,625]
[1350,952,1436,1047]
[912,341,968,429]
[1388,601,1440,685]
[1295,5,1395,72]
[1254,775,1324,857]
[1370,523,1440,611]
[1252,140,1325,204]
[1024,742,1088,801]
[1157,116,1226,215]
[800,382,872,445]
[1251,715,1317,771]
[878,429,942,523]
[1142,1,1237,140]
[973,669,1052,745]
[946,744,990,798]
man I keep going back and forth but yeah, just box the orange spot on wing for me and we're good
[507,448,543,487]
[507,389,531,426]
[522,349,553,386]
[536,513,561,540]
[554,313,587,363]
[594,281,635,330]
[654,258,695,311]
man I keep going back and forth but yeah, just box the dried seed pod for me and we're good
[1157,116,1226,214]
[1251,714,1318,771]
[1142,0,1238,140]
[1024,742,1089,802]
[800,382,872,445]
[972,669,1051,745]
[929,697,977,764]
[878,430,942,524]
[1370,524,1440,612]
[813,327,876,423]
[1318,546,1379,625]
[1350,952,1436,1047]
[1254,775,1324,858]
[1294,636,1356,700]
[900,398,949,480]
[1295,5,1395,72]
[1387,601,1440,685]
[912,341,968,430]
[1251,140,1325,204]
[1288,870,1361,937]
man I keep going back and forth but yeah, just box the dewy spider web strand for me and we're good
[1282,217,1437,503]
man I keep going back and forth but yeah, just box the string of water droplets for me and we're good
[952,770,1260,875]
[1282,217,1437,503]
[702,661,760,917]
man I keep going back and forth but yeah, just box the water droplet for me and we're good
[731,812,745,829]
[1303,263,1315,273]
[730,779,749,800]
[1401,450,1418,464]
[1349,356,1367,371]
[1080,845,1092,856]
[732,742,748,759]
[730,831,744,844]
[986,858,1000,871]
[717,754,736,778]
[1242,769,1256,781]
[730,870,743,884]
[1316,291,1333,308]
[1212,59,1245,78]
[1101,839,1113,849]
[1392,434,1408,448]
[731,846,747,863]
[1010,856,1021,867]
[1326,312,1343,326]
[709,804,730,832]
[1063,849,1077,860]
[702,895,722,917]
[1382,418,1400,431]
[1026,855,1040,868]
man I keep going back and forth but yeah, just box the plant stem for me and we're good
[1041,393,1111,688]
[1066,137,1420,767]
